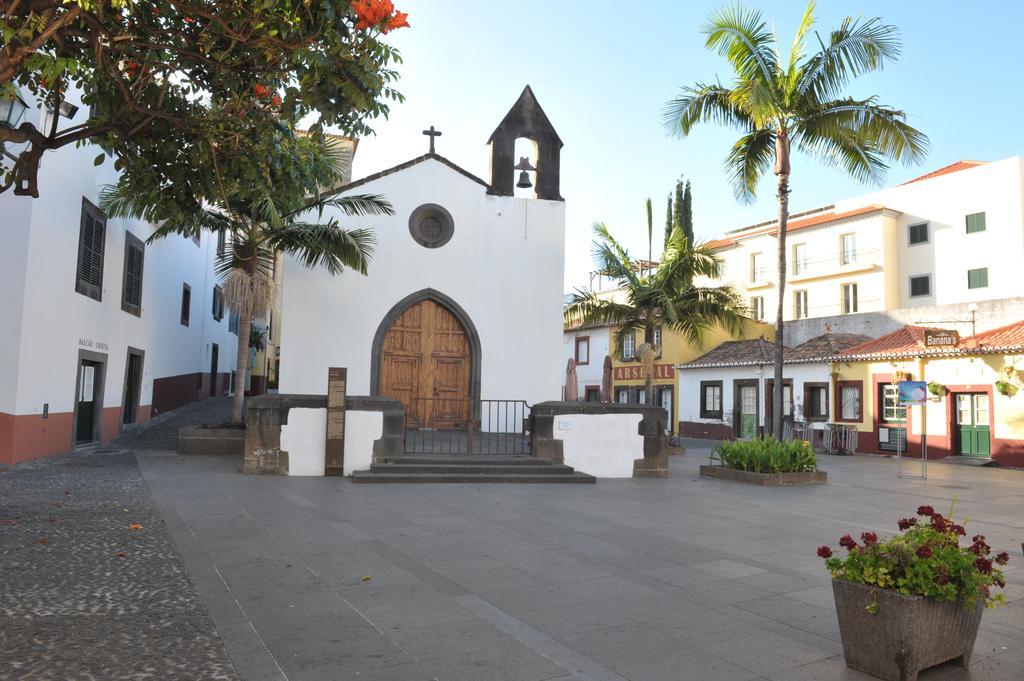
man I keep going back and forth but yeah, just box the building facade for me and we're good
[706,158,1024,322]
[562,324,611,401]
[279,87,566,420]
[0,88,238,465]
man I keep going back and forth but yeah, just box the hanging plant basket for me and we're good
[927,381,947,398]
[995,380,1018,397]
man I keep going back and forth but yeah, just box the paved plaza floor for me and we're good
[4,442,1023,680]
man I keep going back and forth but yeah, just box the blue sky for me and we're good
[348,0,1024,291]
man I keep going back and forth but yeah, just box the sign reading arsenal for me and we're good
[613,363,675,381]
[924,329,960,348]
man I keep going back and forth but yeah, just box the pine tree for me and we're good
[673,180,684,233]
[681,180,694,243]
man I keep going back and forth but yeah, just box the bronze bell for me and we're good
[514,156,536,189]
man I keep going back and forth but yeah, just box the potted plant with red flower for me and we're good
[817,504,1009,681]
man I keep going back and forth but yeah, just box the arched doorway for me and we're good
[371,290,480,429]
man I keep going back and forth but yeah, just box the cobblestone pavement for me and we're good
[0,449,239,681]
[113,396,236,451]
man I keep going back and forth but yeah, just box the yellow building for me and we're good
[828,322,1024,466]
[609,320,774,434]
[249,252,284,395]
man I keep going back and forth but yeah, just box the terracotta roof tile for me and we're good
[787,333,873,362]
[679,339,778,368]
[835,326,936,360]
[965,320,1024,352]
[901,160,986,186]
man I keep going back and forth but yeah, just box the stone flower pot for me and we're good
[832,579,983,681]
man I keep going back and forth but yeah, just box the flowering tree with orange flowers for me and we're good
[0,0,410,198]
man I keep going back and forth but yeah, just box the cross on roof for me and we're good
[423,125,441,154]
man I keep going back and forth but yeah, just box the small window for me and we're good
[584,386,601,402]
[766,381,793,420]
[908,222,929,245]
[615,387,631,404]
[621,331,635,360]
[121,231,145,317]
[966,212,986,234]
[180,283,191,326]
[967,267,988,289]
[842,283,858,315]
[804,384,829,421]
[750,252,763,283]
[835,381,863,422]
[76,198,106,301]
[880,383,907,423]
[749,294,765,321]
[212,285,224,321]
[700,381,723,419]
[840,233,856,265]
[575,336,590,365]
[794,290,808,319]
[792,243,807,275]
[228,310,239,335]
[909,274,931,297]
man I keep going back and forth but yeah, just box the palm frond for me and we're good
[564,289,639,330]
[724,127,776,202]
[786,1,817,86]
[797,15,901,100]
[317,194,396,217]
[591,222,640,287]
[702,4,780,85]
[662,82,751,136]
[264,222,376,276]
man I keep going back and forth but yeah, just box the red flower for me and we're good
[861,532,878,546]
[995,551,1010,566]
[184,16,195,23]
[935,572,950,585]
[917,505,935,517]
[271,95,282,107]
[930,515,948,533]
[916,545,932,559]
[253,84,269,98]
[352,0,408,32]
[384,10,410,32]
[972,534,986,543]
[897,517,917,531]
[839,534,857,550]
[950,523,966,536]
[817,545,833,558]
[975,557,993,574]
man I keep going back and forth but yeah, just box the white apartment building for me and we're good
[706,158,1024,322]
[562,324,611,401]
[1,88,238,465]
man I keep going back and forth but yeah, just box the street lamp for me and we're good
[1,94,28,128]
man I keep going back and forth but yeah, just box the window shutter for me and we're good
[76,199,106,301]
[121,232,145,316]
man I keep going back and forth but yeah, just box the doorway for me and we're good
[955,393,990,457]
[74,350,107,446]
[209,343,219,397]
[734,380,758,439]
[657,385,674,434]
[122,348,144,426]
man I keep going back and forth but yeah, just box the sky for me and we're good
[344,0,1024,292]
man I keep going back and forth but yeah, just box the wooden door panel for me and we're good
[380,299,472,430]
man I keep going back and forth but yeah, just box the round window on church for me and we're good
[409,203,454,249]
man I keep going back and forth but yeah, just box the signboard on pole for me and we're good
[924,329,959,348]
[898,381,928,405]
[325,367,347,477]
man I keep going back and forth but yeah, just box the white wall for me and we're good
[279,158,566,406]
[0,86,237,420]
[278,407,383,476]
[562,327,610,397]
[552,412,642,478]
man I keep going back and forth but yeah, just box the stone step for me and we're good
[351,471,596,484]
[383,455,548,466]
[370,462,578,475]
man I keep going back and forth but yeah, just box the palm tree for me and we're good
[663,0,928,438]
[566,223,747,404]
[102,138,393,423]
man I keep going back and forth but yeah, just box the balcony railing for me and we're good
[788,248,879,279]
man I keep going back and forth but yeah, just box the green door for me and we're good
[739,385,758,439]
[956,394,991,457]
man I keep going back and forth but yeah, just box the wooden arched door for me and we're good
[380,299,471,429]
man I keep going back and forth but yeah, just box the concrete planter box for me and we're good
[699,464,826,485]
[832,579,983,681]
[178,426,245,456]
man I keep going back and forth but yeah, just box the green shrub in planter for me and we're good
[711,437,817,473]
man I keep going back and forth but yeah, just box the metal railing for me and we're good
[404,398,531,455]
[823,424,858,455]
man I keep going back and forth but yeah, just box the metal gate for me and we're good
[404,398,531,455]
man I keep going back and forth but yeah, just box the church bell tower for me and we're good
[487,86,563,201]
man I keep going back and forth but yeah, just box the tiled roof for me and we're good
[901,160,986,186]
[965,320,1024,352]
[836,322,1024,360]
[835,326,933,360]
[679,339,778,369]
[705,205,890,251]
[787,333,873,363]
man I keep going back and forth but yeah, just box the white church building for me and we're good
[278,86,567,420]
